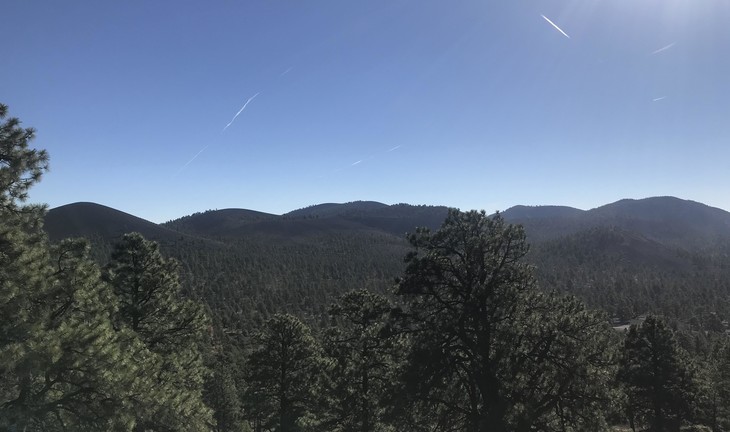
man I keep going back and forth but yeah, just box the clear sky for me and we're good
[2,0,729,222]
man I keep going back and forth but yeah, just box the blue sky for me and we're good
[2,0,729,222]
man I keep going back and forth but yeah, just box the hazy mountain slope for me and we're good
[588,197,730,249]
[501,197,730,249]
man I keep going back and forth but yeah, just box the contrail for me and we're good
[652,96,666,102]
[351,160,362,166]
[651,42,675,55]
[541,14,570,39]
[387,145,402,152]
[223,92,260,131]
[176,144,210,175]
[280,67,293,77]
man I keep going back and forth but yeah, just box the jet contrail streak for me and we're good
[177,144,210,174]
[387,145,402,152]
[652,96,666,102]
[280,67,293,77]
[651,43,675,55]
[223,92,260,131]
[351,160,362,166]
[541,14,570,39]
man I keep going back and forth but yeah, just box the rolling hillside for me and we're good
[43,197,730,329]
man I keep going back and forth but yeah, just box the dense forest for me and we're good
[4,102,730,431]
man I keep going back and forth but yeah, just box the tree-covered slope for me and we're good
[43,196,730,331]
[504,196,730,248]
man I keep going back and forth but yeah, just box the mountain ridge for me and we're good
[44,196,730,253]
[41,196,730,328]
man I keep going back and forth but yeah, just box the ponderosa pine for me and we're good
[393,209,616,432]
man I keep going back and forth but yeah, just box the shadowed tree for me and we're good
[244,314,323,432]
[393,209,617,432]
[105,232,213,431]
[699,340,730,431]
[619,315,697,432]
[322,289,399,432]
[205,352,250,432]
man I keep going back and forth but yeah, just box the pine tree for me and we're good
[393,209,617,432]
[619,315,697,432]
[0,103,48,211]
[0,104,50,390]
[0,103,142,430]
[703,340,730,431]
[322,289,398,432]
[205,353,249,432]
[105,232,213,431]
[35,239,149,429]
[243,314,323,432]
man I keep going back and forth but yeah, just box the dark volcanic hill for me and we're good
[45,202,188,244]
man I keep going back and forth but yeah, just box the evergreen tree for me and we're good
[0,104,141,430]
[105,232,213,431]
[618,315,697,432]
[243,314,323,432]
[205,353,249,432]
[31,239,150,430]
[322,289,399,432]
[702,340,730,431]
[0,104,50,384]
[0,198,52,428]
[0,103,48,211]
[393,209,616,432]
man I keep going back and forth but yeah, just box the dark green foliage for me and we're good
[393,209,617,432]
[34,239,138,429]
[0,102,218,431]
[697,340,730,432]
[619,316,697,432]
[321,289,399,432]
[243,314,323,432]
[0,103,48,209]
[205,354,249,432]
[0,104,138,430]
[105,232,208,349]
[105,232,213,431]
[0,104,49,357]
[1,237,142,430]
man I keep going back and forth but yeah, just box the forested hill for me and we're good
[47,197,730,248]
[163,201,450,239]
[43,197,730,328]
[502,196,730,248]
